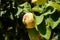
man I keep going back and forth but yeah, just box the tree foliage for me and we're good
[0,0,60,40]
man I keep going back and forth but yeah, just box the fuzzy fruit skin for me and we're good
[22,12,34,28]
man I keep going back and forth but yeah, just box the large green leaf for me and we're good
[34,15,44,25]
[42,17,60,40]
[39,18,52,40]
[34,14,44,31]
[45,17,60,29]
[37,16,60,40]
[27,28,40,40]
[37,19,51,40]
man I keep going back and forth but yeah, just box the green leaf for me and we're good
[51,17,60,29]
[34,15,44,25]
[34,15,44,31]
[18,2,31,12]
[37,16,59,40]
[42,25,51,40]
[37,19,51,40]
[45,17,60,29]
[36,0,46,5]
[45,17,54,27]
[32,6,43,13]
[55,0,60,3]
[27,28,39,40]
[39,18,52,40]
[48,1,60,11]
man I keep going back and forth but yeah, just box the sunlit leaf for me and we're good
[34,14,44,31]
[45,17,60,29]
[34,14,44,25]
[37,19,51,40]
[45,17,54,27]
[51,17,60,29]
[36,0,46,5]
[49,1,60,11]
[32,6,43,13]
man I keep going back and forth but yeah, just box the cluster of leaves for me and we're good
[0,0,60,40]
